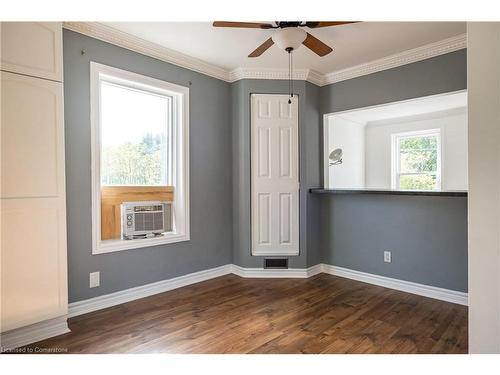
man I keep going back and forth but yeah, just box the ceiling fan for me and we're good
[213,21,357,103]
[212,21,357,57]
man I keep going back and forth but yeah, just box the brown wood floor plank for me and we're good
[18,273,468,354]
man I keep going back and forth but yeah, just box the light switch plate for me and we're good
[89,271,100,288]
[384,251,392,263]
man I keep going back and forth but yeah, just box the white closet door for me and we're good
[251,94,299,256]
[0,22,63,82]
[0,70,67,332]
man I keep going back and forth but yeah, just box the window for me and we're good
[391,129,441,191]
[91,63,189,254]
[100,81,171,186]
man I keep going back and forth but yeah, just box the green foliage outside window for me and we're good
[101,133,167,186]
[398,135,439,190]
[399,174,437,190]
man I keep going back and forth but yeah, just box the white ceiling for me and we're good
[103,22,466,74]
[334,91,467,125]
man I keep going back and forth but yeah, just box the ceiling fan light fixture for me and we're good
[272,28,307,51]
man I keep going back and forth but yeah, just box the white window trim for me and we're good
[90,62,190,255]
[391,128,442,191]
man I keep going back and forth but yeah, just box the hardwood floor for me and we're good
[22,274,468,354]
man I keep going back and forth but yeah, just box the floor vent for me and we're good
[264,258,288,269]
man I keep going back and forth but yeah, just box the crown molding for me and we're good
[227,67,325,85]
[323,33,467,86]
[228,67,309,82]
[63,22,465,87]
[306,69,326,86]
[63,22,231,82]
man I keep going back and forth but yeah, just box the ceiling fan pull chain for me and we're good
[291,49,294,100]
[288,49,291,103]
[287,48,293,104]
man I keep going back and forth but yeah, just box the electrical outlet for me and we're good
[89,271,100,288]
[384,251,392,263]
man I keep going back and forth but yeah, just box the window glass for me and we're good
[100,81,171,186]
[396,132,440,190]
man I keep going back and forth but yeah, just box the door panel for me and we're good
[279,127,292,177]
[1,198,68,332]
[258,193,271,245]
[279,193,292,244]
[1,71,64,199]
[251,94,299,256]
[257,127,271,177]
[0,22,63,82]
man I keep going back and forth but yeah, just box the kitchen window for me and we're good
[391,129,441,191]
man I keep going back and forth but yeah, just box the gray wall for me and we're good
[63,30,233,302]
[321,49,467,115]
[231,80,322,268]
[304,83,323,267]
[319,195,468,291]
[317,49,468,292]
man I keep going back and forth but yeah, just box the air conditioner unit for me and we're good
[121,201,173,240]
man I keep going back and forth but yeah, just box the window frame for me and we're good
[391,128,442,191]
[90,62,190,255]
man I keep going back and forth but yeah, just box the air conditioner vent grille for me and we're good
[134,212,164,231]
[121,201,173,239]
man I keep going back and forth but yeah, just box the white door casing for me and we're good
[251,94,299,256]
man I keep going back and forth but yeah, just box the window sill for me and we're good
[92,232,190,255]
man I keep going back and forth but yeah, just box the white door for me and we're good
[1,67,67,331]
[251,94,299,256]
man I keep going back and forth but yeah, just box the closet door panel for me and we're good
[1,71,64,199]
[0,22,63,82]
[0,198,68,332]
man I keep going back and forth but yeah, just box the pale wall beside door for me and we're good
[467,22,500,354]
[251,94,299,256]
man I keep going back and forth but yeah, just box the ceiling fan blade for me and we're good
[303,32,333,57]
[213,21,274,29]
[306,21,358,28]
[248,38,274,57]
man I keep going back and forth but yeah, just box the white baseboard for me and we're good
[231,264,320,278]
[306,263,324,277]
[0,316,70,351]
[68,264,232,318]
[69,263,320,319]
[69,263,322,319]
[69,262,467,321]
[322,264,468,306]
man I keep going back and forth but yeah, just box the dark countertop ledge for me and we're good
[309,188,467,197]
